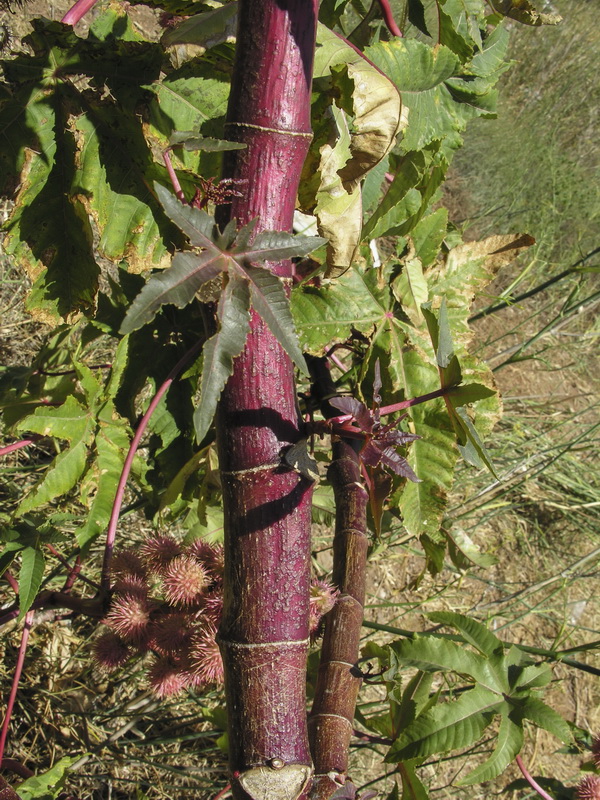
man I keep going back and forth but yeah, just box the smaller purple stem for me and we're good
[163,149,187,204]
[515,755,555,800]
[0,610,34,764]
[379,386,449,417]
[3,572,18,595]
[61,0,98,25]
[376,0,403,36]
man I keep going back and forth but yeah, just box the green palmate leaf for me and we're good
[517,697,572,744]
[70,107,173,273]
[244,267,308,376]
[448,383,497,406]
[362,150,427,241]
[452,405,497,474]
[16,396,96,514]
[145,59,231,174]
[427,611,503,658]
[397,396,458,540]
[410,208,449,268]
[396,670,435,729]
[457,710,523,785]
[390,635,504,693]
[512,662,552,691]
[18,545,45,617]
[387,685,503,761]
[428,233,535,348]
[366,39,461,153]
[193,276,251,443]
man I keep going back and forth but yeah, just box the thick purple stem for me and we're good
[215,3,318,799]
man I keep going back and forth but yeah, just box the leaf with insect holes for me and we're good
[193,275,251,443]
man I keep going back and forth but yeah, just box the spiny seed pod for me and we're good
[163,555,209,607]
[93,630,131,671]
[110,548,147,579]
[104,593,152,643]
[189,622,224,686]
[578,776,600,800]
[151,612,195,656]
[309,578,339,633]
[141,535,182,573]
[187,540,225,581]
[201,589,224,624]
[592,735,600,768]
[147,656,188,698]
[112,573,149,599]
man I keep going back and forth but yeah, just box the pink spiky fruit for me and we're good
[151,612,195,656]
[189,622,224,686]
[592,735,600,769]
[163,555,208,607]
[93,630,131,671]
[578,776,600,800]
[141,535,182,573]
[147,657,187,698]
[104,592,152,644]
[187,540,224,581]
[110,548,147,579]
[309,578,339,633]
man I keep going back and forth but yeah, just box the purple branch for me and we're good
[379,386,449,416]
[3,572,18,595]
[100,339,204,591]
[515,755,555,800]
[163,149,187,204]
[61,0,99,25]
[0,610,34,764]
[376,0,403,36]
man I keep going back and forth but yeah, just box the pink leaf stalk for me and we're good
[214,2,318,799]
[101,339,203,591]
[61,0,99,26]
[0,610,34,765]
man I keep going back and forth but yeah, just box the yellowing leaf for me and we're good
[312,24,402,276]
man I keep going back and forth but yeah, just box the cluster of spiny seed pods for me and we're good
[576,737,600,799]
[93,535,338,698]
